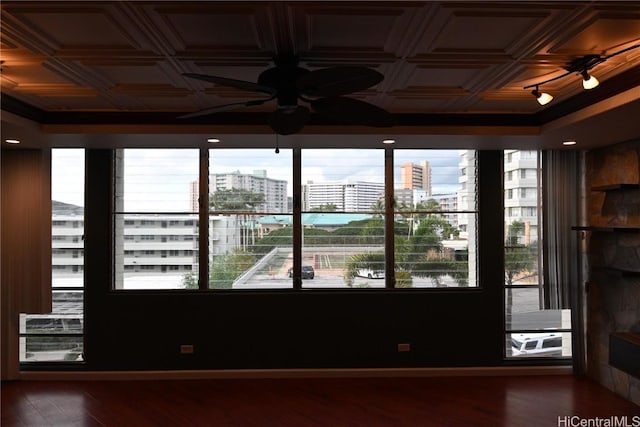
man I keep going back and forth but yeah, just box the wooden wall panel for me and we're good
[1,148,52,379]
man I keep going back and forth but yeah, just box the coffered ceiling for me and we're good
[2,1,640,149]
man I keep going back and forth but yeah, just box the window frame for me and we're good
[111,147,481,292]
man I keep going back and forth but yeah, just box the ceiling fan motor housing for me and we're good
[258,64,309,107]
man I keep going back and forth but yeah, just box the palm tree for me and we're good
[210,188,265,250]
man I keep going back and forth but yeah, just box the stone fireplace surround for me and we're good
[584,140,640,405]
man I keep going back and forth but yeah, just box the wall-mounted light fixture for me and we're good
[524,43,640,105]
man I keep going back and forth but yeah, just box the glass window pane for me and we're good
[302,149,384,288]
[393,150,478,288]
[210,213,293,289]
[507,332,572,358]
[303,212,385,289]
[20,336,84,362]
[114,213,199,289]
[21,149,85,363]
[115,149,199,213]
[209,149,291,214]
[505,288,572,330]
[209,149,293,289]
[114,149,199,289]
[504,150,571,359]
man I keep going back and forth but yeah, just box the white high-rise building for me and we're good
[191,170,288,213]
[394,188,429,209]
[458,150,477,286]
[431,193,459,227]
[52,201,241,289]
[303,181,384,212]
[457,150,477,239]
[504,150,539,244]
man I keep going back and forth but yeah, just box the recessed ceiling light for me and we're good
[382,139,395,144]
[562,140,577,146]
[207,138,221,143]
[5,139,20,144]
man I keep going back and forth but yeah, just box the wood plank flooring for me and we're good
[2,375,639,426]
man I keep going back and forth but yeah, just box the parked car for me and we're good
[511,332,563,357]
[287,265,315,279]
[356,268,384,279]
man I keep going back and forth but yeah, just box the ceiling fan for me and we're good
[180,55,395,135]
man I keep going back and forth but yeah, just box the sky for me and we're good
[52,148,466,211]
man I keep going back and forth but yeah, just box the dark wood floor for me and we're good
[2,375,639,426]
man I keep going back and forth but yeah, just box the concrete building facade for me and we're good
[303,181,385,212]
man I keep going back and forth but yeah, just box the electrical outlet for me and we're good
[397,343,411,352]
[180,344,194,354]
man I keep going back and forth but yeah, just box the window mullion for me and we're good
[293,147,302,290]
[384,147,394,288]
[199,148,209,290]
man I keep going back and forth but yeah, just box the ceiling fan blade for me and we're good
[269,106,310,135]
[311,97,395,127]
[297,66,383,97]
[183,73,277,96]
[178,99,270,119]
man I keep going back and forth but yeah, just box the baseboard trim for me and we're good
[19,365,573,381]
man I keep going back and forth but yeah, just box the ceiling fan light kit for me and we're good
[523,42,640,105]
[180,55,395,135]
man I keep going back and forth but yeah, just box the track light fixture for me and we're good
[524,43,640,105]
[580,70,599,90]
[531,86,553,105]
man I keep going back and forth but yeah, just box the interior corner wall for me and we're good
[1,148,52,380]
[585,139,640,405]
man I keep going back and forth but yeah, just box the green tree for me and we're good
[210,188,265,211]
[181,272,198,289]
[211,188,265,250]
[209,249,257,289]
[504,221,537,328]
[343,252,385,286]
[252,227,292,255]
[505,221,536,285]
[310,203,338,212]
[370,198,385,217]
[395,212,466,287]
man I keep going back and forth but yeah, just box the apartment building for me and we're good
[302,181,385,212]
[504,150,539,244]
[207,170,288,213]
[53,202,240,288]
[400,160,432,194]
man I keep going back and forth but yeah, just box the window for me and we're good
[20,149,85,363]
[543,337,562,348]
[112,148,479,291]
[393,150,477,288]
[208,148,293,289]
[113,149,199,290]
[303,149,384,288]
[504,151,571,359]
